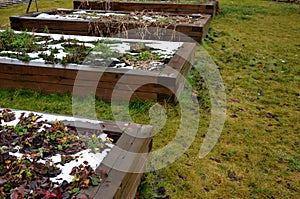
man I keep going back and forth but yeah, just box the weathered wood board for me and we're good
[73,0,220,17]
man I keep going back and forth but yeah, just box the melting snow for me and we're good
[1,109,114,184]
[0,30,183,71]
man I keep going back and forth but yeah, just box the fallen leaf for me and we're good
[210,157,221,163]
[227,170,240,181]
[154,187,166,195]
[176,170,187,181]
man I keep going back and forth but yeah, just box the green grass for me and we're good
[0,0,73,27]
[0,0,300,198]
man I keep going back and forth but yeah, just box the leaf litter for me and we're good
[0,109,114,199]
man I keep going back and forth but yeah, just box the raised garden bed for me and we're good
[0,108,153,198]
[10,9,212,43]
[272,0,300,3]
[73,0,219,17]
[0,30,195,102]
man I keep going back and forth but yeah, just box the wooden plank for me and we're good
[61,120,131,135]
[0,78,163,102]
[0,75,162,101]
[114,126,152,198]
[158,42,195,100]
[93,125,152,198]
[0,59,159,81]
[0,71,170,93]
[73,0,219,16]
[82,130,138,198]
[0,64,169,102]
[160,42,196,78]
[86,124,146,198]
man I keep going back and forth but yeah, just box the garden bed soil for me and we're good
[10,9,212,43]
[0,108,153,199]
[0,31,195,103]
[73,0,220,17]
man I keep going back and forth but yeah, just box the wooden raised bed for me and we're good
[73,0,220,17]
[10,9,212,43]
[272,0,300,3]
[0,32,195,103]
[0,108,153,199]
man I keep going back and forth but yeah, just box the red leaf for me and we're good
[54,187,63,199]
[37,190,57,198]
[10,187,27,199]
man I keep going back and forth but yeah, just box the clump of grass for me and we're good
[0,0,74,26]
[124,49,162,61]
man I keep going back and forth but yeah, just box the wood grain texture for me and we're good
[0,39,195,103]
[73,0,219,17]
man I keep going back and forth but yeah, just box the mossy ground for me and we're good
[0,0,299,198]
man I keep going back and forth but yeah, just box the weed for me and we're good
[14,125,28,136]
[124,49,162,61]
[86,135,105,153]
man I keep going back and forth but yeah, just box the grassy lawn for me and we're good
[0,0,73,26]
[0,0,299,198]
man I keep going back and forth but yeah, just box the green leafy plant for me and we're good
[0,28,43,52]
[68,187,80,194]
[87,135,105,153]
[90,176,101,186]
[14,125,28,136]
